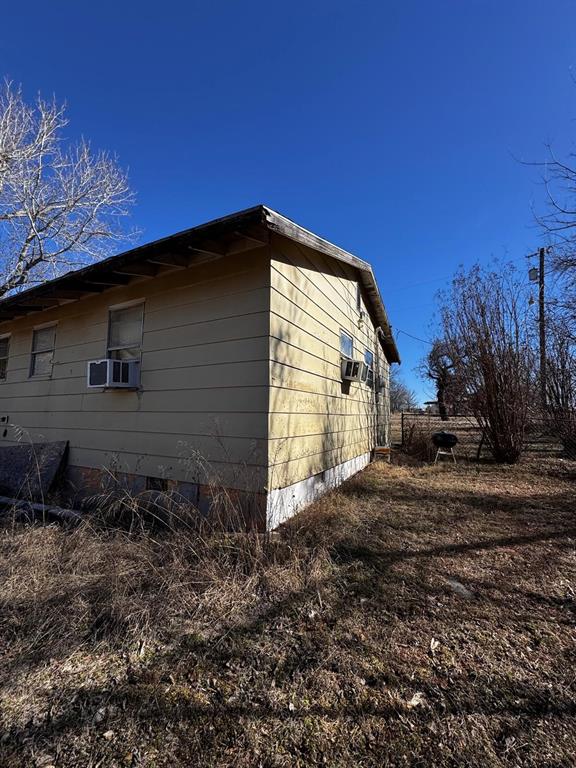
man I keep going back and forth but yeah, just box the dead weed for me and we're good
[1,457,575,767]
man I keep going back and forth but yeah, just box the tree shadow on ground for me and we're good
[1,460,576,767]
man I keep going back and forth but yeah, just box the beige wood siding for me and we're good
[0,250,270,491]
[268,235,389,490]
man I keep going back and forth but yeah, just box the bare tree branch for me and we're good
[0,81,136,296]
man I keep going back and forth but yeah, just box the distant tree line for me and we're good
[389,367,418,412]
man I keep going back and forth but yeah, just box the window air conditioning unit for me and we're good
[341,357,363,382]
[87,359,140,389]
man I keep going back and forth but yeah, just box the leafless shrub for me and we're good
[401,414,436,461]
[0,81,135,296]
[545,320,576,457]
[439,265,537,463]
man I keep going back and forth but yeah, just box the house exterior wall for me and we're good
[0,249,270,504]
[0,235,393,529]
[266,235,390,525]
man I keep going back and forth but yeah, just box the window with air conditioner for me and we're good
[107,302,144,360]
[87,302,144,389]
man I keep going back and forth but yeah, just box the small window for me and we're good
[107,303,144,360]
[356,283,362,312]
[30,325,56,377]
[340,330,354,359]
[364,349,374,388]
[0,336,10,381]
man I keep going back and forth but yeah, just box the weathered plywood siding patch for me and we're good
[268,236,388,491]
[0,250,270,492]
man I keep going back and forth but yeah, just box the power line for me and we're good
[395,329,435,346]
[392,248,555,352]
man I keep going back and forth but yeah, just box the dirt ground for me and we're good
[1,457,575,767]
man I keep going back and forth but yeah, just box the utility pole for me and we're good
[538,246,546,408]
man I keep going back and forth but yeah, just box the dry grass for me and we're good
[1,456,575,767]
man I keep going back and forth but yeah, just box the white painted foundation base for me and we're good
[266,451,372,530]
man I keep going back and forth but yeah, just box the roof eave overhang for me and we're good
[0,204,400,364]
[0,205,270,323]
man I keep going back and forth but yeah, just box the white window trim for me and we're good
[29,322,58,378]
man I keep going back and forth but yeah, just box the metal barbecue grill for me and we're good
[432,431,458,464]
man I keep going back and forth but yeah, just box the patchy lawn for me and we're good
[1,458,575,767]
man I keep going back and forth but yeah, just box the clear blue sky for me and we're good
[2,1,575,401]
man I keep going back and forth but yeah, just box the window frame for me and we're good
[106,299,145,362]
[29,322,57,378]
[364,348,375,388]
[340,329,354,359]
[0,334,10,382]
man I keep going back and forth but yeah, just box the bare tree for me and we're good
[439,265,536,463]
[530,146,576,324]
[419,339,466,420]
[389,367,418,412]
[0,82,135,297]
[545,317,576,456]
